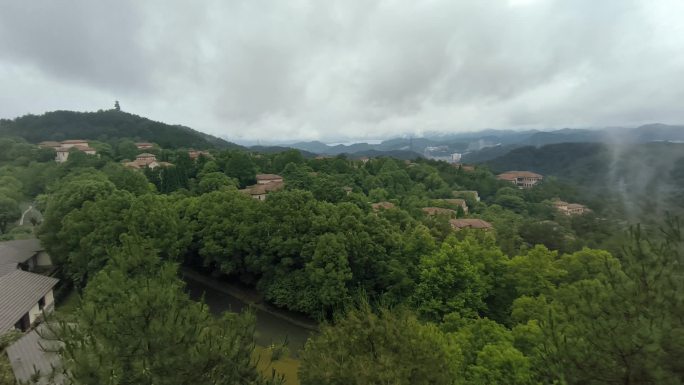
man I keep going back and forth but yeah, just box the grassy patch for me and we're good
[0,352,16,385]
[255,345,300,385]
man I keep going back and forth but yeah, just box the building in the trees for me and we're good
[453,164,475,172]
[422,207,457,217]
[37,141,61,149]
[239,181,284,201]
[53,140,97,162]
[0,239,58,334]
[553,199,591,216]
[453,190,480,202]
[497,171,543,188]
[124,153,173,170]
[371,201,395,211]
[437,199,469,214]
[0,239,53,274]
[135,142,154,149]
[59,139,89,149]
[188,149,212,160]
[256,174,284,185]
[449,218,493,231]
[0,270,58,333]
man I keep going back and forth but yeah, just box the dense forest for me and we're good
[0,133,682,384]
[0,109,240,150]
[487,142,684,221]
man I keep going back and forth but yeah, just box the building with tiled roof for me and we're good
[188,149,212,160]
[239,181,284,200]
[553,199,591,216]
[449,218,493,231]
[422,207,457,217]
[371,201,395,211]
[54,140,97,163]
[135,142,154,149]
[124,153,173,170]
[497,171,543,188]
[0,239,52,276]
[37,141,61,149]
[256,174,284,185]
[0,270,59,333]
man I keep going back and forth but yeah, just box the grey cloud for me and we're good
[0,1,151,93]
[0,0,682,141]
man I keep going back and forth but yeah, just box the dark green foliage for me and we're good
[219,151,257,187]
[101,163,151,195]
[9,132,682,385]
[487,142,684,221]
[510,219,684,385]
[38,171,117,265]
[0,110,241,149]
[52,239,280,385]
[0,194,20,233]
[299,304,459,385]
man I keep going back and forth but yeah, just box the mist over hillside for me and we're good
[486,142,684,222]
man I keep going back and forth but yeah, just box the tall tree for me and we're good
[299,303,460,385]
[52,238,281,385]
[0,194,20,233]
[533,219,684,384]
[412,236,488,322]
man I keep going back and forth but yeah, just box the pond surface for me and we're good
[183,274,314,355]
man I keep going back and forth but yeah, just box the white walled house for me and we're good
[0,270,58,333]
[53,140,97,163]
[0,239,53,272]
[0,239,58,333]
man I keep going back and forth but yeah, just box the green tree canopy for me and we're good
[299,304,460,385]
[53,238,281,385]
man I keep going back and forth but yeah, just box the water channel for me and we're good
[183,270,316,355]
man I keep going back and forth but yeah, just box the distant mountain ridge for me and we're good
[285,124,684,162]
[0,109,242,150]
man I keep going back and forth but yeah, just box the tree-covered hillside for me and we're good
[0,109,241,150]
[2,132,682,385]
[486,142,684,220]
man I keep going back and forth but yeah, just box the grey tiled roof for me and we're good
[0,238,43,265]
[0,270,59,333]
[0,262,18,278]
[6,325,64,385]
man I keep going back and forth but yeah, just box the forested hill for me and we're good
[0,109,242,149]
[486,142,684,219]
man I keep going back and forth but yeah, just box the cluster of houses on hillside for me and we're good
[372,189,493,232]
[0,239,62,384]
[37,139,217,172]
[39,140,97,163]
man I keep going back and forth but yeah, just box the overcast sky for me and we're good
[1,0,683,143]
